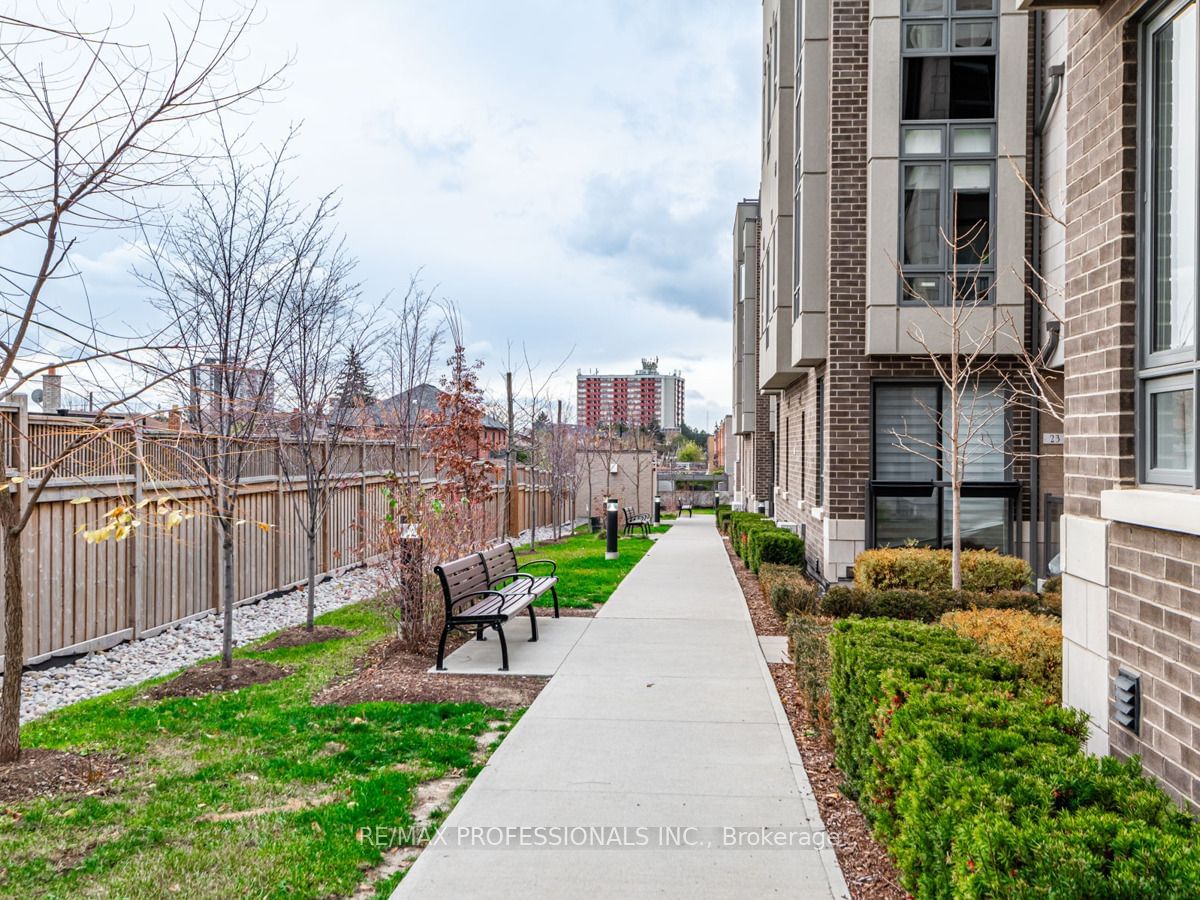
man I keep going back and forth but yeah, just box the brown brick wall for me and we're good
[1062,1,1139,518]
[1108,524,1200,810]
[821,0,1034,529]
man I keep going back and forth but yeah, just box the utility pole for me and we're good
[555,399,563,539]
[505,371,515,539]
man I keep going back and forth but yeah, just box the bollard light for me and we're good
[653,495,662,524]
[605,498,619,560]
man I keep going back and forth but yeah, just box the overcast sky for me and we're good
[34,1,760,429]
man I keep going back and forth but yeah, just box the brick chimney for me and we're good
[42,367,62,412]
[167,406,181,431]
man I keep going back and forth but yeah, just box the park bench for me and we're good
[680,502,693,518]
[434,542,559,671]
[623,506,651,537]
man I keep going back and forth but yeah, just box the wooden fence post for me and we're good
[131,425,145,638]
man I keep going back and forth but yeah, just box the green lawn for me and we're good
[518,528,667,609]
[2,604,514,899]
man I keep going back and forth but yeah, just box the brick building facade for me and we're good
[740,0,1062,583]
[1054,0,1200,810]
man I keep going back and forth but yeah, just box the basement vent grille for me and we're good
[1114,669,1141,735]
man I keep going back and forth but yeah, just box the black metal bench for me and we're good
[680,503,693,518]
[623,506,651,537]
[434,542,559,671]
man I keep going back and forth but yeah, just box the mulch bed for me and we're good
[723,532,907,899]
[0,748,124,805]
[256,625,355,651]
[770,663,908,899]
[721,535,787,635]
[314,636,547,710]
[144,658,291,700]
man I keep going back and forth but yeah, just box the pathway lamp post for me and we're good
[605,498,619,560]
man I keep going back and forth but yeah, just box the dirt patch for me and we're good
[722,536,787,635]
[197,792,342,822]
[144,658,291,701]
[350,720,512,898]
[256,625,354,651]
[314,638,547,709]
[0,748,123,805]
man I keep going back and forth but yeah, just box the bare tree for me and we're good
[274,212,366,632]
[378,276,446,485]
[511,343,572,550]
[0,6,277,763]
[890,211,1057,588]
[143,133,312,670]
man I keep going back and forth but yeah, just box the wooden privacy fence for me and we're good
[0,405,572,670]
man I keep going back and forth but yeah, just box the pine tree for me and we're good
[336,346,377,408]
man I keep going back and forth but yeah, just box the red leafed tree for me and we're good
[425,312,497,517]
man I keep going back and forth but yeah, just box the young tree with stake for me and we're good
[0,7,278,763]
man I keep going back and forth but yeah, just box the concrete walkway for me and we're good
[394,517,847,899]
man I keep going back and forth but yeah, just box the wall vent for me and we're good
[1114,669,1141,735]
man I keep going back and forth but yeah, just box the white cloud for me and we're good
[16,0,758,429]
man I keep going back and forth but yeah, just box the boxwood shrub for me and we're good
[716,505,733,532]
[759,563,819,618]
[819,585,1056,622]
[854,547,1033,593]
[830,618,1200,897]
[748,528,805,572]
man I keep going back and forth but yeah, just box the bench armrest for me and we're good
[518,558,557,576]
[448,589,507,617]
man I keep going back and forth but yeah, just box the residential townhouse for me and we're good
[738,0,1200,812]
[742,0,1064,583]
[731,198,777,510]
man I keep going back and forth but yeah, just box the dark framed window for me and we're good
[1139,0,1199,487]
[898,0,997,306]
[815,377,825,506]
[868,381,1018,552]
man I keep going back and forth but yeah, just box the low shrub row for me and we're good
[759,563,819,619]
[940,606,1062,698]
[749,528,805,573]
[715,504,732,531]
[725,513,805,574]
[830,618,1200,897]
[854,546,1033,593]
[820,584,1058,622]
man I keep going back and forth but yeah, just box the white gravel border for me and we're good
[8,520,581,724]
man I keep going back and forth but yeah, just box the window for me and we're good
[899,0,996,305]
[1140,0,1199,487]
[869,381,1017,552]
[815,377,825,506]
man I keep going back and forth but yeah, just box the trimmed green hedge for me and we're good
[830,618,1200,897]
[820,585,1057,622]
[854,547,1033,593]
[729,513,775,562]
[748,528,805,573]
[716,505,733,531]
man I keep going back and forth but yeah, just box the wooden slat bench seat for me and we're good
[434,542,559,671]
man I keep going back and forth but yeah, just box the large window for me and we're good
[899,0,997,306]
[1140,0,1199,487]
[869,381,1017,552]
